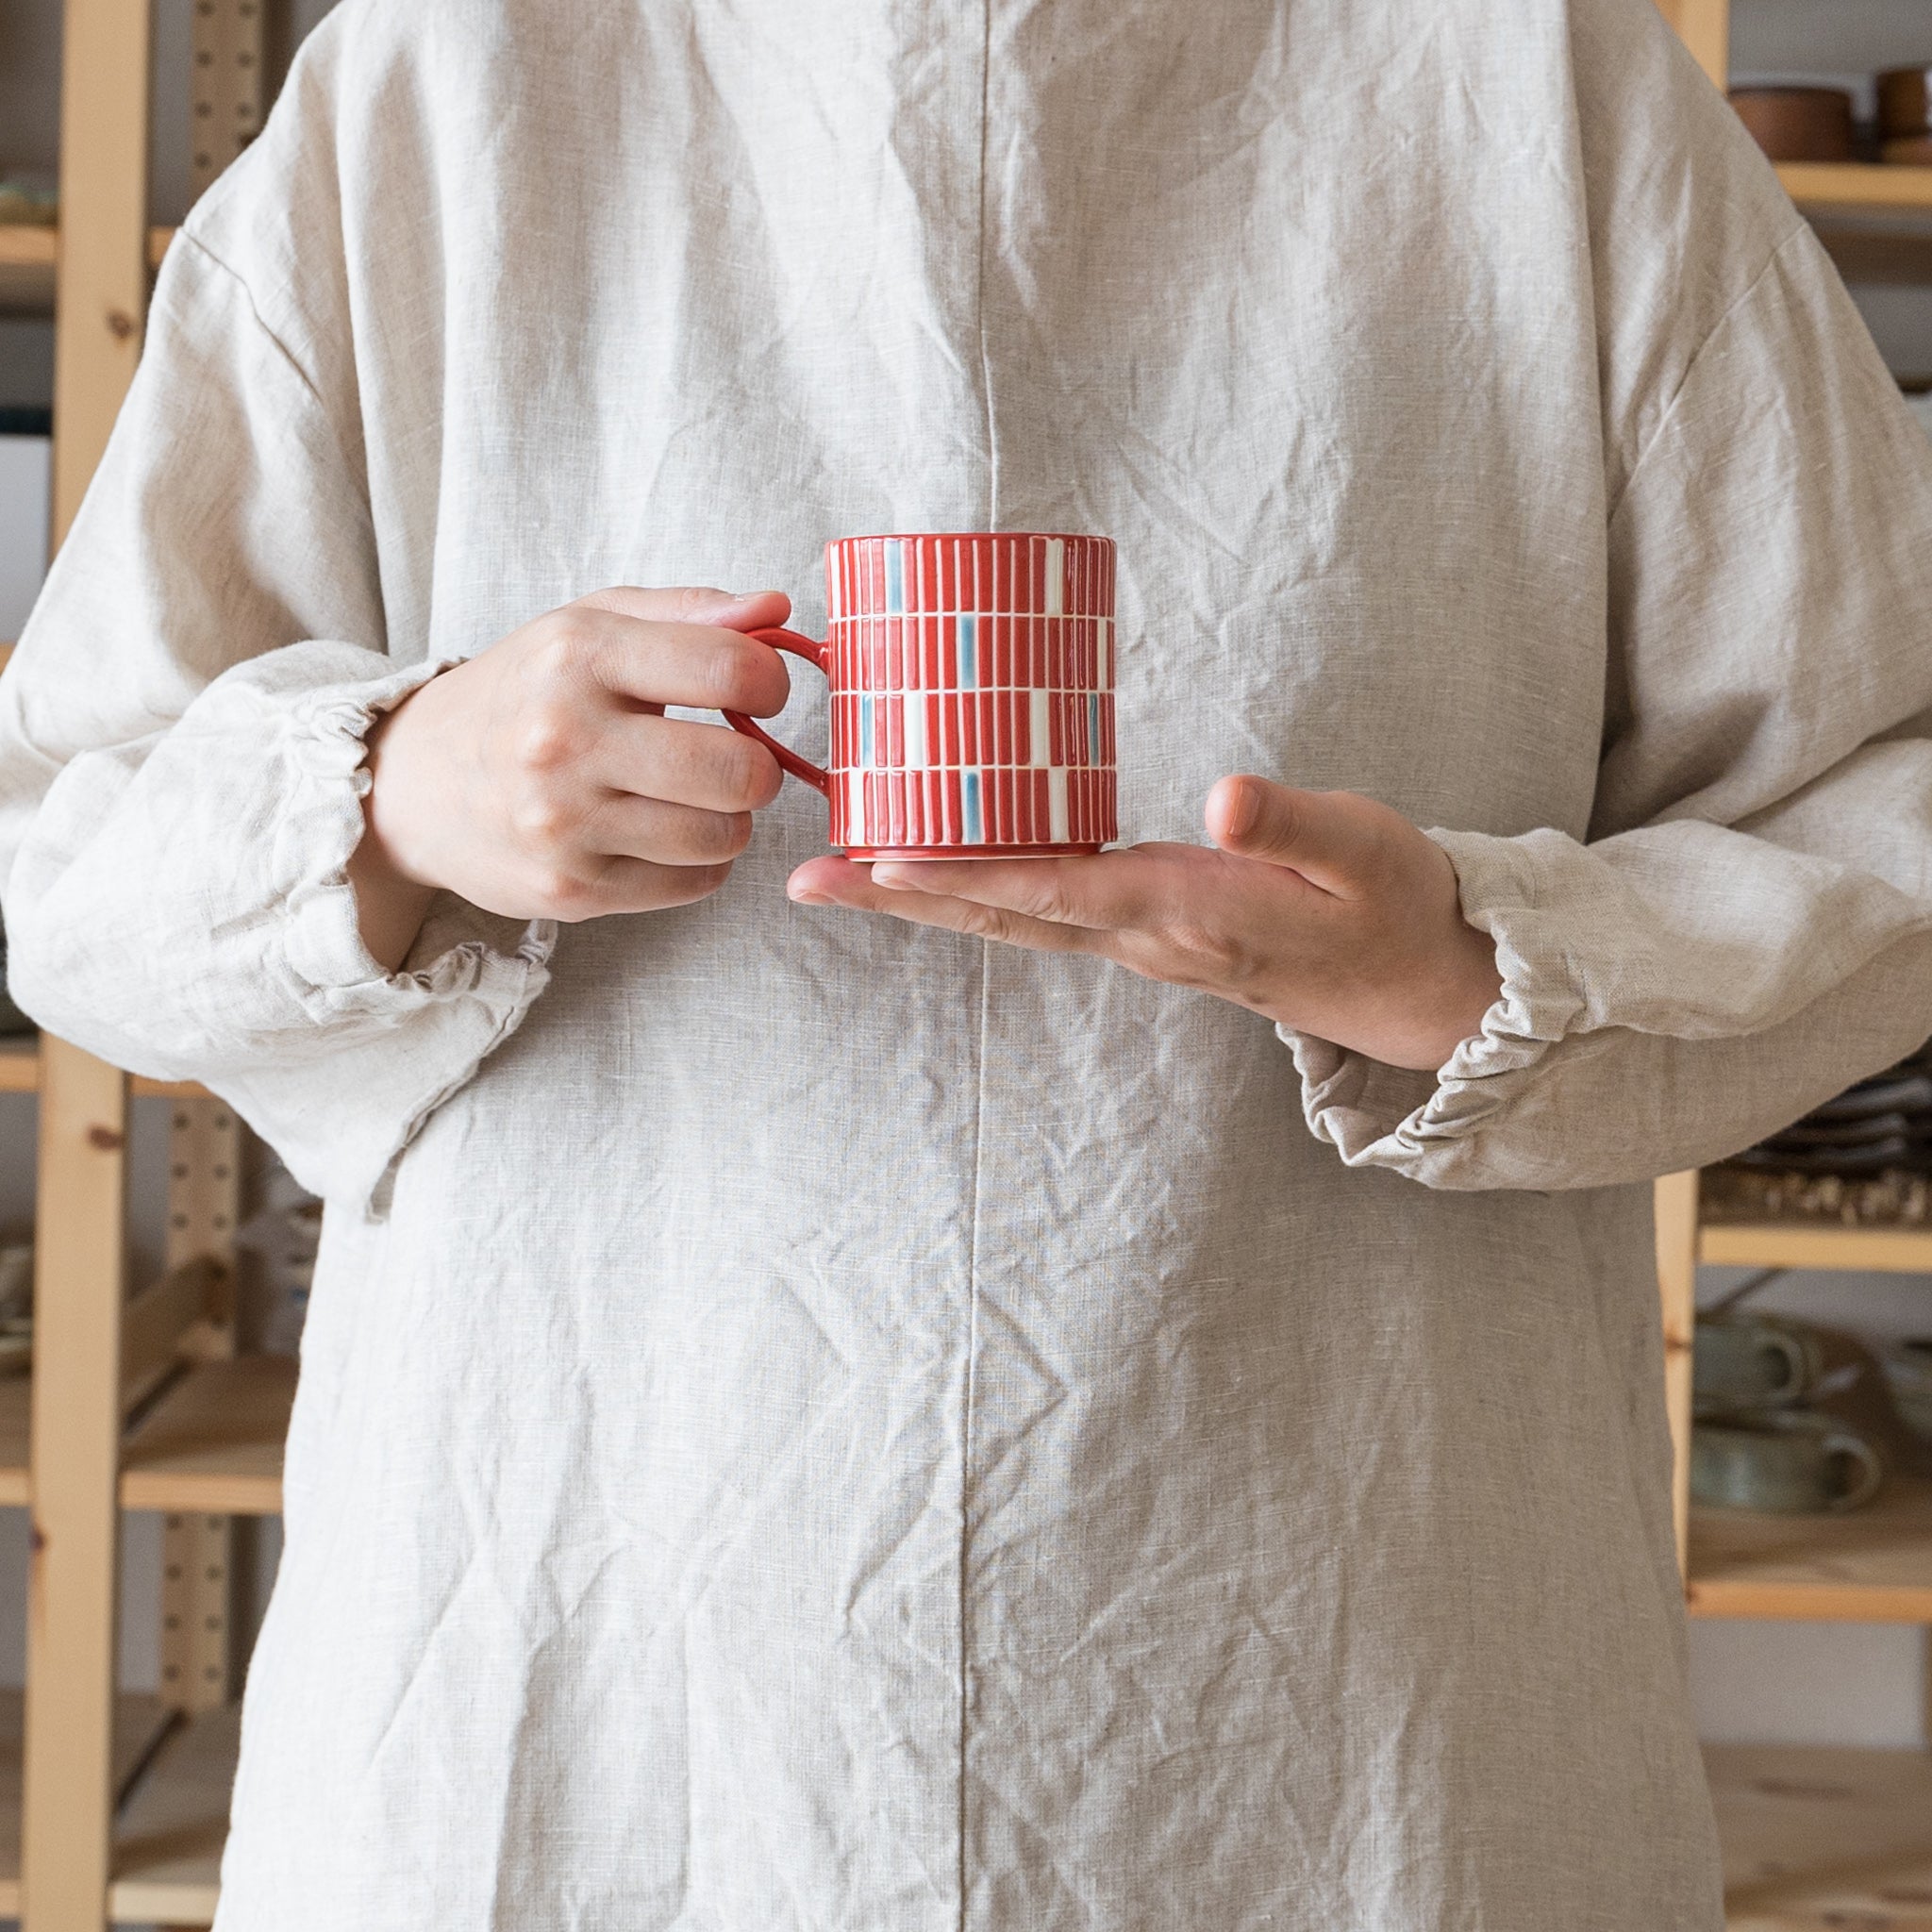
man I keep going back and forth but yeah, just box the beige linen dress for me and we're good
[5,0,1932,1924]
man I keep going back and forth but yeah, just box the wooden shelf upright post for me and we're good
[23,1046,129,1932]
[22,0,154,1926]
[1654,0,1728,86]
[1655,1170,1701,1574]
[158,1102,242,1716]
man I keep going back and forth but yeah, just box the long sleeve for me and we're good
[1294,207,1932,1191]
[0,222,551,1212]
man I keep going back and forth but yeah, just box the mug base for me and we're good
[842,841,1104,861]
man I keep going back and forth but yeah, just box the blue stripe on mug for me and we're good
[957,613,976,689]
[962,769,983,843]
[885,541,906,615]
[1088,692,1100,762]
[859,694,875,767]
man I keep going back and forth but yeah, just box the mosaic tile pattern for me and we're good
[823,534,1117,853]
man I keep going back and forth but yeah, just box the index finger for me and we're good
[557,607,794,718]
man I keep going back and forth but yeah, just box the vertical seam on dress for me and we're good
[975,0,999,518]
[959,14,995,1931]
[958,946,988,1932]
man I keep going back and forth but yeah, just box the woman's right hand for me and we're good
[348,586,794,967]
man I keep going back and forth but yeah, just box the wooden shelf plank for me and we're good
[0,223,175,314]
[108,1700,235,1924]
[0,224,56,315]
[0,1043,206,1096]
[130,1077,211,1100]
[1709,1741,1932,1929]
[0,225,57,264]
[1688,1474,1932,1624]
[119,1357,294,1516]
[1698,1221,1932,1273]
[1778,162,1932,209]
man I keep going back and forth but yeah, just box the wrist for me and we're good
[1414,923,1503,1069]
[349,699,441,970]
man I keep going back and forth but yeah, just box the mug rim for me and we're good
[1695,1408,1848,1441]
[825,530,1115,548]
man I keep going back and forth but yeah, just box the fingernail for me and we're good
[1220,781,1258,841]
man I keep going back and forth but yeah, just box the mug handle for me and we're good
[1757,1328,1813,1404]
[1823,1430,1885,1512]
[724,626,830,797]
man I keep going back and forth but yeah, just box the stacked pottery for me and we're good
[1878,67,1932,164]
[1691,1315,1887,1514]
[1882,1339,1932,1453]
[1729,1045,1932,1176]
[1726,86,1856,162]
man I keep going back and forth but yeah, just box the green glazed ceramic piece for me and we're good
[1690,1407,1884,1515]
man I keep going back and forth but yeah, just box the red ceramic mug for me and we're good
[724,531,1118,860]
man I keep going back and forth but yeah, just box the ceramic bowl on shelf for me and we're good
[1727,87,1856,163]
[1882,135,1932,166]
[1694,1315,1827,1411]
[0,177,56,228]
[1690,1408,1885,1515]
[1878,67,1932,137]
[1729,1042,1932,1179]
[1882,1340,1932,1442]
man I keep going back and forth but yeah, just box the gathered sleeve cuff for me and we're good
[5,641,555,1213]
[1282,828,1588,1189]
[1284,810,1932,1193]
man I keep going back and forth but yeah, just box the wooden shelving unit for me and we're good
[1690,1474,1932,1624]
[1661,1160,1932,1925]
[3,1,282,1927]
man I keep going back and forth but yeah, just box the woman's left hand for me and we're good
[787,775,1502,1072]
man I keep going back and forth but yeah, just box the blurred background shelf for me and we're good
[107,1701,236,1925]
[0,1377,28,1508]
[1708,1741,1932,1930]
[0,225,174,316]
[1778,161,1932,208]
[1689,1476,1932,1624]
[0,225,55,315]
[1699,1222,1932,1273]
[119,1357,293,1516]
[0,1690,179,1917]
[0,1043,204,1097]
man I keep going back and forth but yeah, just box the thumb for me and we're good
[1206,777,1374,896]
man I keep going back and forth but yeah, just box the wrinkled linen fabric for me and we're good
[5,0,1932,1923]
